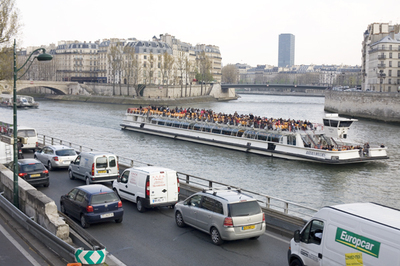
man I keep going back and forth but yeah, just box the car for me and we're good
[174,188,266,245]
[8,159,49,187]
[68,151,119,185]
[34,145,78,171]
[60,184,124,228]
[8,127,39,152]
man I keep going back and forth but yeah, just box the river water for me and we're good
[1,94,399,210]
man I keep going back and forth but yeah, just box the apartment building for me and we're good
[18,34,221,86]
[362,23,400,92]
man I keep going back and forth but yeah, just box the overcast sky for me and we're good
[16,0,400,67]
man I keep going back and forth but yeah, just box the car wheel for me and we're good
[85,177,91,185]
[136,197,146,213]
[48,161,53,171]
[210,227,224,245]
[60,203,66,215]
[68,170,75,180]
[80,215,90,228]
[115,217,123,223]
[290,259,303,266]
[175,211,186,227]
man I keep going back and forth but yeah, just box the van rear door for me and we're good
[148,171,169,205]
[165,170,179,202]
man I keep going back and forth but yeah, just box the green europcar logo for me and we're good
[335,227,381,258]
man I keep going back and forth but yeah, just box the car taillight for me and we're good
[117,163,119,172]
[224,217,233,227]
[118,201,122,208]
[35,142,38,148]
[91,163,95,176]
[86,206,93,212]
[53,156,59,162]
[262,213,265,222]
[18,173,27,177]
[43,170,49,174]
[177,178,180,193]
[146,181,150,196]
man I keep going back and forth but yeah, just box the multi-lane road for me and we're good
[32,155,291,266]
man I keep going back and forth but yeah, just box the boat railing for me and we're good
[37,133,318,219]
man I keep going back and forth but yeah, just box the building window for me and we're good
[389,52,392,58]
[144,55,147,59]
[388,79,391,84]
[389,70,392,77]
[389,61,392,67]
[389,45,392,50]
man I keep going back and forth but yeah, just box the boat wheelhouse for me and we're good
[120,108,388,164]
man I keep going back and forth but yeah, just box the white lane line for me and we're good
[0,223,42,266]
[264,231,291,244]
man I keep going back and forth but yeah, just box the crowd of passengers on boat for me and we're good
[128,106,316,132]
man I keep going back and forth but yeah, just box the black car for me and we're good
[8,159,49,187]
[60,184,124,228]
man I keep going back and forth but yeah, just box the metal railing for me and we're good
[37,134,318,219]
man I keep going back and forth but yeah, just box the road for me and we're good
[32,155,290,266]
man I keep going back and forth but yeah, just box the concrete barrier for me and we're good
[0,164,71,242]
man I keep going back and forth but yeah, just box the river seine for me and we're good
[1,94,399,210]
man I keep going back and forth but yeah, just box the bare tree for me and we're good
[0,0,20,46]
[221,64,238,84]
[107,42,123,95]
[0,46,13,80]
[159,51,174,97]
[176,51,186,97]
[196,51,212,94]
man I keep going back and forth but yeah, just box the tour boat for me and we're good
[120,108,388,164]
[0,94,39,108]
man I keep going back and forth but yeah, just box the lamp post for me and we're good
[13,39,52,208]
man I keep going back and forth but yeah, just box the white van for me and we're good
[8,127,38,152]
[113,166,180,213]
[68,151,119,185]
[288,203,400,266]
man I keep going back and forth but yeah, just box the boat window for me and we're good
[339,121,353,127]
[211,127,221,134]
[330,120,338,127]
[323,119,330,127]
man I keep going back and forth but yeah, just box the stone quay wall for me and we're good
[324,90,400,123]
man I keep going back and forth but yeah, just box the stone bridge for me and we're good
[0,80,83,95]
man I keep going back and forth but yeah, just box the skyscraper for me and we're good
[278,33,295,68]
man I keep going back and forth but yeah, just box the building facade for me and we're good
[278,34,295,68]
[362,23,400,92]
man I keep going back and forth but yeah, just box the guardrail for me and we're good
[38,134,318,219]
[0,192,76,262]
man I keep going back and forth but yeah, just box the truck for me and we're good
[288,202,400,266]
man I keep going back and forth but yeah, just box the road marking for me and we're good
[0,223,42,266]
[264,231,290,244]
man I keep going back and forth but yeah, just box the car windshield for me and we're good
[21,163,45,172]
[96,157,108,168]
[55,149,76,156]
[91,192,119,205]
[229,201,261,217]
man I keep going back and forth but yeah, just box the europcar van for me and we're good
[68,151,119,185]
[112,166,180,213]
[288,203,400,266]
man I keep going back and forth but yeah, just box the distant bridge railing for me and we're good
[38,133,318,219]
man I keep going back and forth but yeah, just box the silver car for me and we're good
[34,145,78,170]
[174,188,266,245]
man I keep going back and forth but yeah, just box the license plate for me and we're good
[242,225,255,230]
[101,213,114,218]
[30,174,40,177]
[152,198,165,203]
[97,170,107,174]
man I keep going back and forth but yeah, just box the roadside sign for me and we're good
[75,248,106,265]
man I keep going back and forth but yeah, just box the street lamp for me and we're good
[13,39,52,208]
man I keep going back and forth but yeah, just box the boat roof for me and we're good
[324,113,357,122]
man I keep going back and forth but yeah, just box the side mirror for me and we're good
[294,230,301,243]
